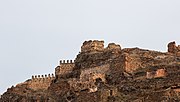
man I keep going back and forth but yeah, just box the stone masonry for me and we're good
[55,60,75,77]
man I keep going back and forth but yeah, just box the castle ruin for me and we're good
[15,74,55,91]
[12,40,171,92]
[1,40,180,102]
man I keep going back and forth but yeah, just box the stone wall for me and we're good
[17,74,55,90]
[81,40,104,53]
[55,60,75,76]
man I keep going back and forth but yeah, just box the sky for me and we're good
[0,0,180,94]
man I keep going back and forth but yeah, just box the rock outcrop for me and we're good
[168,41,180,56]
[1,40,180,102]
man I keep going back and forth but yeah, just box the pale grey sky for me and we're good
[0,0,179,94]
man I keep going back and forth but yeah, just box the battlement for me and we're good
[59,60,75,64]
[81,40,104,53]
[31,73,55,81]
[55,60,75,76]
[26,73,55,90]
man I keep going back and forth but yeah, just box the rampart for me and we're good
[81,40,104,53]
[55,60,75,76]
[27,74,55,90]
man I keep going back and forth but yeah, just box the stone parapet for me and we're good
[55,60,75,76]
[27,73,55,90]
[59,60,74,64]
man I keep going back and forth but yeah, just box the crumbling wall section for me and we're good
[81,40,104,53]
[106,43,121,50]
[80,64,110,82]
[68,79,97,92]
[123,53,142,73]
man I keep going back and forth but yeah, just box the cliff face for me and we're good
[1,40,180,102]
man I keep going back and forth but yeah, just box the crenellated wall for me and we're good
[55,60,75,77]
[27,74,55,90]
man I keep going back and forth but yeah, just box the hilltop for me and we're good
[0,40,180,102]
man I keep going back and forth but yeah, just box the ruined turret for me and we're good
[81,40,104,53]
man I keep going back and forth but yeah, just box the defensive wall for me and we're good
[55,60,75,77]
[27,74,55,90]
[15,73,55,91]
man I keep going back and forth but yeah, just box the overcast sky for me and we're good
[0,0,180,94]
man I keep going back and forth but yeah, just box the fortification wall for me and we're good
[81,40,104,53]
[27,74,55,90]
[55,60,75,76]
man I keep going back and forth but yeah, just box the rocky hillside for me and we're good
[0,40,180,102]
